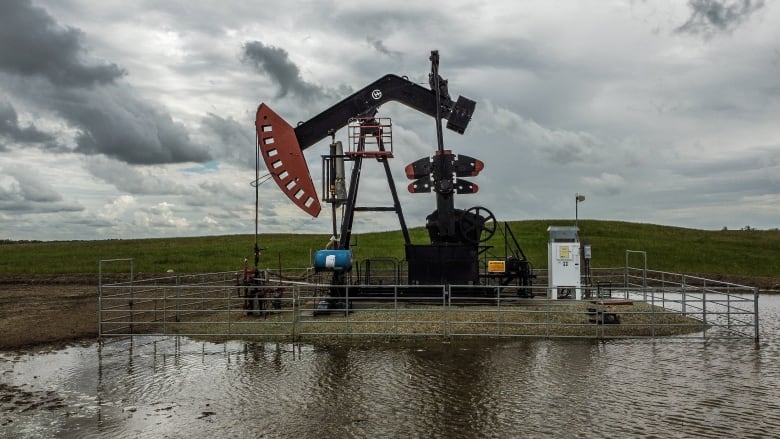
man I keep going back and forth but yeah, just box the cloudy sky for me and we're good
[0,0,778,241]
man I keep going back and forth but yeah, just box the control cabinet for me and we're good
[547,226,581,300]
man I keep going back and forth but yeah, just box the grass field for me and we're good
[1,220,779,279]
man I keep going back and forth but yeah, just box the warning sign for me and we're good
[559,246,570,259]
[488,260,506,273]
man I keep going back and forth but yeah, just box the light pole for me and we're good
[575,193,585,228]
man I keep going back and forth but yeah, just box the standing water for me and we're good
[2,295,779,438]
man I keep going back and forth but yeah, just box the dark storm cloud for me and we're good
[241,41,327,100]
[55,86,211,165]
[0,101,54,145]
[0,199,83,213]
[0,1,210,165]
[367,38,402,58]
[676,0,765,36]
[0,0,125,86]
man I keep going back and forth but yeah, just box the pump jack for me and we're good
[252,51,533,303]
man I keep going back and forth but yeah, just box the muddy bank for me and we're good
[0,283,97,350]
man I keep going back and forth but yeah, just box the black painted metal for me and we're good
[293,74,475,151]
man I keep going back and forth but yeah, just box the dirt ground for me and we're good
[0,282,97,350]
[1,274,777,351]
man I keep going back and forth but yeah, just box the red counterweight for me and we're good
[255,103,321,217]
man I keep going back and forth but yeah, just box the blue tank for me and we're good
[314,249,353,271]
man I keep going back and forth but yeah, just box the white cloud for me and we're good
[142,202,190,229]
[98,195,136,222]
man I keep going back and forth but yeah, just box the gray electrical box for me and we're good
[547,226,581,300]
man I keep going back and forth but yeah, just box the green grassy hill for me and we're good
[1,220,778,280]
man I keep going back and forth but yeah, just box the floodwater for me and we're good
[2,296,779,438]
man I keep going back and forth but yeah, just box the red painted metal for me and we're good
[255,104,321,217]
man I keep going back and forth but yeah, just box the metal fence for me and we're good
[622,266,760,341]
[98,260,759,343]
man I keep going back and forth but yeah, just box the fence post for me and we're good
[394,285,398,336]
[444,285,450,338]
[545,298,551,339]
[623,259,628,290]
[726,287,731,330]
[651,287,656,339]
[754,288,760,344]
[345,284,350,336]
[702,286,707,326]
[727,287,731,330]
[291,286,296,340]
[176,279,181,323]
[129,289,134,336]
[163,287,167,336]
[98,263,103,340]
[642,256,648,301]
[496,285,501,336]
[98,287,103,339]
[130,260,135,337]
